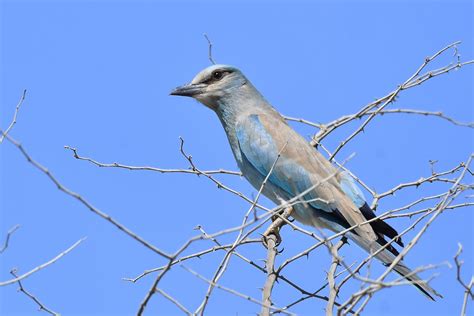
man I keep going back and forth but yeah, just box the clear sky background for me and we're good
[1,1,473,315]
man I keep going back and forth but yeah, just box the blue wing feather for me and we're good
[339,171,367,208]
[236,114,333,213]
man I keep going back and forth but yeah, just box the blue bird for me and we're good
[171,64,441,300]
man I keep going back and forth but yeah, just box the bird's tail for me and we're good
[348,233,442,300]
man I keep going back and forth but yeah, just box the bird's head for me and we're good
[170,64,248,110]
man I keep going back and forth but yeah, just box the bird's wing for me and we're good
[338,171,367,208]
[236,113,377,242]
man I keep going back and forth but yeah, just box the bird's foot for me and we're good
[261,206,293,249]
[262,226,282,249]
[261,209,288,249]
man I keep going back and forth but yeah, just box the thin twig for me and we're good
[64,145,241,176]
[3,134,171,259]
[123,239,260,283]
[156,288,192,316]
[0,238,85,287]
[203,33,216,65]
[137,255,177,315]
[10,269,59,315]
[0,224,20,254]
[367,109,474,128]
[284,108,474,132]
[329,85,402,160]
[0,89,27,144]
[310,41,473,149]
[454,243,474,316]
[182,265,294,316]
[337,155,473,314]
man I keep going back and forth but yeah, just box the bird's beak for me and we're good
[170,83,206,97]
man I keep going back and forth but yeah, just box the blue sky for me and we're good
[1,1,473,315]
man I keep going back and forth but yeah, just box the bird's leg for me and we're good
[262,206,293,248]
[262,224,282,249]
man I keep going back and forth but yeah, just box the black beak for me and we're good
[170,83,206,97]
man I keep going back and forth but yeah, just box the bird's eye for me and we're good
[212,71,223,80]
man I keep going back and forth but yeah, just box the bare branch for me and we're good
[10,269,59,315]
[0,224,20,254]
[454,243,474,316]
[178,137,270,211]
[284,115,324,129]
[371,162,464,210]
[123,239,260,283]
[337,154,473,314]
[182,265,294,315]
[367,109,474,128]
[0,89,27,144]
[278,262,356,313]
[308,41,473,153]
[0,238,85,287]
[3,134,172,259]
[462,279,474,316]
[328,85,401,160]
[64,145,241,176]
[156,288,192,316]
[203,33,216,65]
[284,108,474,133]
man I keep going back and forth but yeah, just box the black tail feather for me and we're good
[360,203,404,247]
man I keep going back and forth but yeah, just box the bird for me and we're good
[170,64,441,300]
